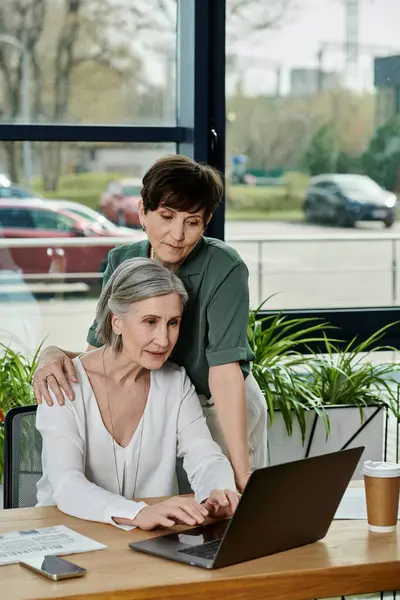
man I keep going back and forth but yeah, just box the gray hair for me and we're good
[95,257,188,353]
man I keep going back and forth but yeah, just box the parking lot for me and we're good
[2,218,400,355]
[227,219,400,309]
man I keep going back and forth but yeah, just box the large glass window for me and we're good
[225,0,400,310]
[0,0,177,125]
[0,141,174,355]
[0,1,213,358]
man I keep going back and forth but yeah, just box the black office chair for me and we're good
[3,405,42,509]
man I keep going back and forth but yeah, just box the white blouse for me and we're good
[36,358,236,528]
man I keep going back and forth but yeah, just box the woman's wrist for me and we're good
[39,345,60,359]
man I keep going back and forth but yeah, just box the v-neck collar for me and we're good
[75,356,152,450]
[140,236,207,277]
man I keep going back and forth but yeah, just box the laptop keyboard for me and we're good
[178,539,222,560]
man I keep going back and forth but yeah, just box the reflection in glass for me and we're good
[0,0,177,127]
[166,519,230,546]
[0,141,174,355]
[225,0,400,310]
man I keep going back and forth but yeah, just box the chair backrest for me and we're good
[3,405,42,509]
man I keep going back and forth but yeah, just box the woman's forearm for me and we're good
[208,363,250,489]
[40,345,81,362]
[39,344,97,364]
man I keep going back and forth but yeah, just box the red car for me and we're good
[0,199,137,280]
[98,178,142,228]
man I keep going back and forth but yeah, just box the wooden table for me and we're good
[1,502,400,600]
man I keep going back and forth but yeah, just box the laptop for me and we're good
[129,446,364,569]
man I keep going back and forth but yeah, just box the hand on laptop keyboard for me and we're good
[201,489,240,519]
[131,496,209,531]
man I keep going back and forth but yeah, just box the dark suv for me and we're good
[303,174,397,228]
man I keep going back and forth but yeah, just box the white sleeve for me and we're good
[36,399,147,530]
[176,370,236,503]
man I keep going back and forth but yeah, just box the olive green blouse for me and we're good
[87,237,255,398]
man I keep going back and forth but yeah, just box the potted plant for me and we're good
[0,343,42,486]
[249,306,400,478]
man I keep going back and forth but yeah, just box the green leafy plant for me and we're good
[309,328,400,421]
[249,304,400,444]
[0,342,42,481]
[248,301,334,442]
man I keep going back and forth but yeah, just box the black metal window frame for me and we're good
[1,0,399,339]
[258,305,400,350]
[0,0,226,240]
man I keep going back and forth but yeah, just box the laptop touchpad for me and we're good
[165,519,230,546]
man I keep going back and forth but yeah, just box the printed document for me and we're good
[0,525,106,566]
[334,486,400,520]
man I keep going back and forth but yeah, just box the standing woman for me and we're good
[34,155,268,492]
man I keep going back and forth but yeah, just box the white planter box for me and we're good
[267,405,384,480]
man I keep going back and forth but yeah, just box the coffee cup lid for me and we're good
[362,460,400,478]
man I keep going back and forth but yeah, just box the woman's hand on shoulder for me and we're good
[131,496,209,531]
[202,489,240,519]
[34,346,78,406]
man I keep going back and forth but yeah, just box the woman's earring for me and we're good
[142,225,146,232]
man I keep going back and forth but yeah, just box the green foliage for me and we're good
[362,116,400,192]
[35,190,101,210]
[0,343,42,480]
[301,124,359,177]
[309,328,400,418]
[227,172,309,213]
[248,303,332,443]
[249,305,400,444]
[336,150,362,175]
[302,123,337,176]
[31,172,125,210]
[30,170,311,215]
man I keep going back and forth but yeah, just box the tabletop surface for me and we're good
[1,498,400,600]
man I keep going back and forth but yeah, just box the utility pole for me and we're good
[345,0,360,83]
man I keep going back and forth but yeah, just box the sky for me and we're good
[228,0,400,95]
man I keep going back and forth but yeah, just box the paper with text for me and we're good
[0,525,106,566]
[334,486,400,520]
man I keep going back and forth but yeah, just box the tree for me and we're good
[362,117,400,192]
[0,0,298,189]
[227,94,310,170]
[302,124,337,176]
[301,120,362,176]
[226,0,300,41]
[0,0,85,185]
[0,0,153,189]
[227,87,374,174]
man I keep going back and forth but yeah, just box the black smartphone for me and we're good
[19,555,87,581]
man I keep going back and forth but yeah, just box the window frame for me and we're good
[0,206,34,229]
[1,0,396,334]
[28,208,76,232]
[0,0,226,240]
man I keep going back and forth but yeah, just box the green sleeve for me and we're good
[86,249,117,347]
[205,263,254,367]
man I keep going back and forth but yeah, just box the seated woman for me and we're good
[36,258,239,531]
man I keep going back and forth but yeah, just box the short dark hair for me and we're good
[141,155,223,224]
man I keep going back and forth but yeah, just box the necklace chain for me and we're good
[101,347,146,498]
[150,246,155,260]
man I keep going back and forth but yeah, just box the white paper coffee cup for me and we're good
[362,461,400,533]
